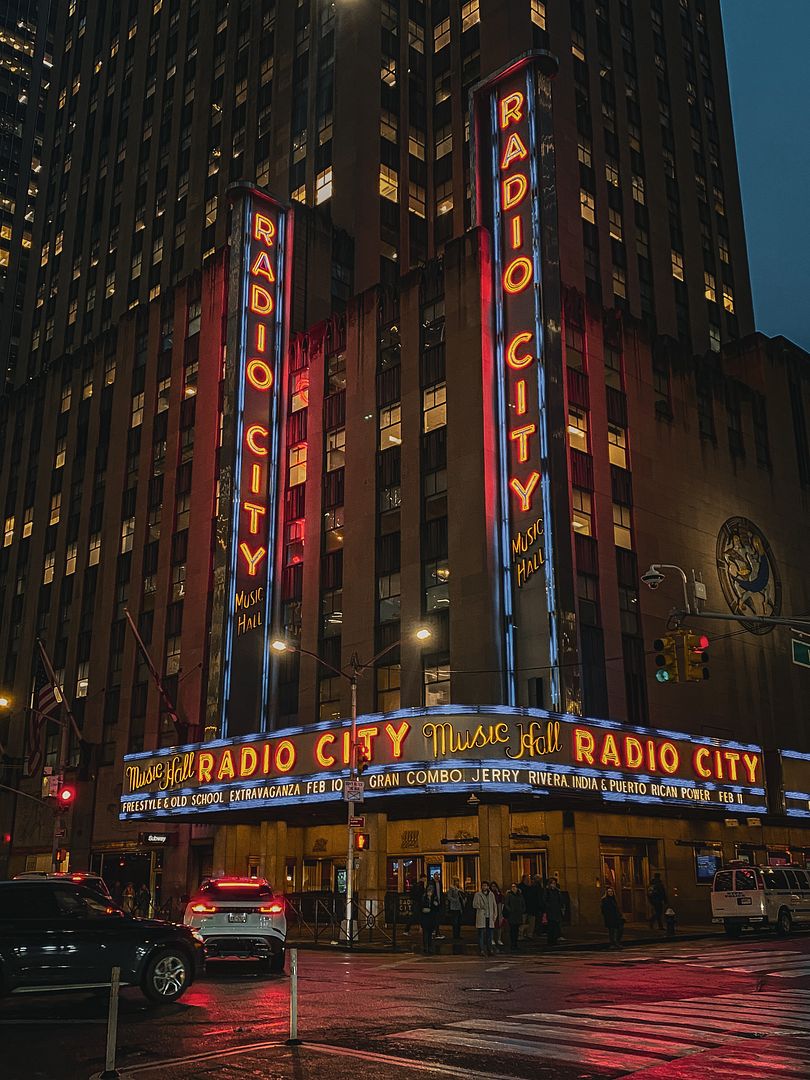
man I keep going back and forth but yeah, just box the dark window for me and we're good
[0,885,57,918]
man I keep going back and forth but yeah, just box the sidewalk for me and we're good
[288,920,721,955]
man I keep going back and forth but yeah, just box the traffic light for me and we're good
[685,633,710,681]
[355,743,372,775]
[653,637,679,683]
[56,784,76,810]
[354,832,370,852]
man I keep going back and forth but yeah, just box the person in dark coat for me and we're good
[648,873,668,930]
[600,887,624,949]
[406,874,427,935]
[502,883,526,951]
[419,880,441,954]
[136,883,151,918]
[544,878,563,946]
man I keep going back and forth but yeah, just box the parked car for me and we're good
[14,871,113,901]
[184,877,286,973]
[711,864,810,936]
[0,879,204,1002]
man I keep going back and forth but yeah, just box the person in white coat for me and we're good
[473,881,498,956]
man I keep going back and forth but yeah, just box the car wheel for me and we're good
[142,947,191,1003]
[777,908,792,937]
[723,920,742,938]
[269,948,286,975]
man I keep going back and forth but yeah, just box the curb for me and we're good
[285,928,722,956]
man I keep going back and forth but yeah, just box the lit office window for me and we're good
[422,383,447,433]
[424,662,450,707]
[379,165,398,201]
[49,493,61,525]
[2,516,13,547]
[567,407,588,453]
[377,664,401,712]
[88,533,102,565]
[613,503,633,549]
[379,404,402,448]
[326,428,345,472]
[580,190,595,224]
[433,18,450,51]
[43,552,55,585]
[608,425,627,469]
[289,444,307,486]
[572,489,592,536]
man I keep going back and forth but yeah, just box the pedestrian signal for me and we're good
[354,832,370,852]
[685,632,710,681]
[653,637,679,683]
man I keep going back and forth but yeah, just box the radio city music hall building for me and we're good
[1,3,810,927]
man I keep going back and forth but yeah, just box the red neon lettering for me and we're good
[516,380,527,415]
[315,733,336,768]
[385,720,410,759]
[600,733,621,767]
[659,742,680,774]
[511,216,523,249]
[509,423,537,463]
[499,91,524,129]
[250,464,262,494]
[243,501,266,534]
[253,213,276,246]
[246,358,273,390]
[198,752,214,783]
[250,283,275,315]
[502,173,528,211]
[500,131,528,170]
[509,471,540,511]
[217,749,235,781]
[624,737,643,769]
[742,752,759,784]
[504,256,533,294]
[239,542,267,576]
[240,746,258,778]
[506,332,534,369]
[573,727,595,765]
[275,739,296,773]
[256,324,267,353]
[693,746,711,778]
[251,249,276,284]
[246,424,270,455]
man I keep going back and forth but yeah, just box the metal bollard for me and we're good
[285,948,302,1046]
[99,967,121,1079]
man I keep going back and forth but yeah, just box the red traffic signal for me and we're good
[355,744,372,775]
[58,785,76,807]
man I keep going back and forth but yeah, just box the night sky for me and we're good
[721,0,810,352]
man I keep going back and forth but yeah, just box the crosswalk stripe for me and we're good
[514,1012,728,1046]
[449,1018,702,1057]
[395,1028,666,1071]
[765,966,810,977]
[592,999,810,1022]
[705,1054,810,1079]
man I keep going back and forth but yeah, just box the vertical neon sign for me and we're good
[474,56,561,711]
[219,188,292,738]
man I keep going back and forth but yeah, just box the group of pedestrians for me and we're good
[408,872,569,956]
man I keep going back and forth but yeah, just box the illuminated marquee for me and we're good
[220,189,292,737]
[119,707,768,819]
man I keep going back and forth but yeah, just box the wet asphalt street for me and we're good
[4,932,810,1080]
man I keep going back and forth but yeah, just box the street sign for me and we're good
[349,816,366,828]
[792,639,810,669]
[343,780,364,803]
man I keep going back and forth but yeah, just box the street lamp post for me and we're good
[272,628,431,945]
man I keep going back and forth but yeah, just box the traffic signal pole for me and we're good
[51,716,69,872]
[343,674,358,948]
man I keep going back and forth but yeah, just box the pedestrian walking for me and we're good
[419,880,441,953]
[544,878,563,946]
[447,877,466,940]
[517,875,532,940]
[122,882,136,915]
[136,882,151,918]
[532,874,545,938]
[490,880,505,947]
[432,871,446,940]
[648,873,668,930]
[502,883,526,951]
[473,881,498,956]
[600,887,624,949]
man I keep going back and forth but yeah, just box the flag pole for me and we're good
[36,639,82,745]
[123,610,187,740]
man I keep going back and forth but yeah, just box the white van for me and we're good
[711,864,810,936]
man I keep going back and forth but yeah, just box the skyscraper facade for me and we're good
[2,2,808,924]
[0,0,53,389]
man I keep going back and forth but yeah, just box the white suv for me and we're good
[183,878,287,973]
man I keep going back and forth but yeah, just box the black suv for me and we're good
[0,880,204,1003]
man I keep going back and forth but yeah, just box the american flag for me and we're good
[26,646,62,777]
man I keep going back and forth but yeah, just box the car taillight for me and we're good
[259,903,284,914]
[191,903,217,913]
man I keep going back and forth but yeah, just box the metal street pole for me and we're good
[343,674,358,946]
[51,717,69,872]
